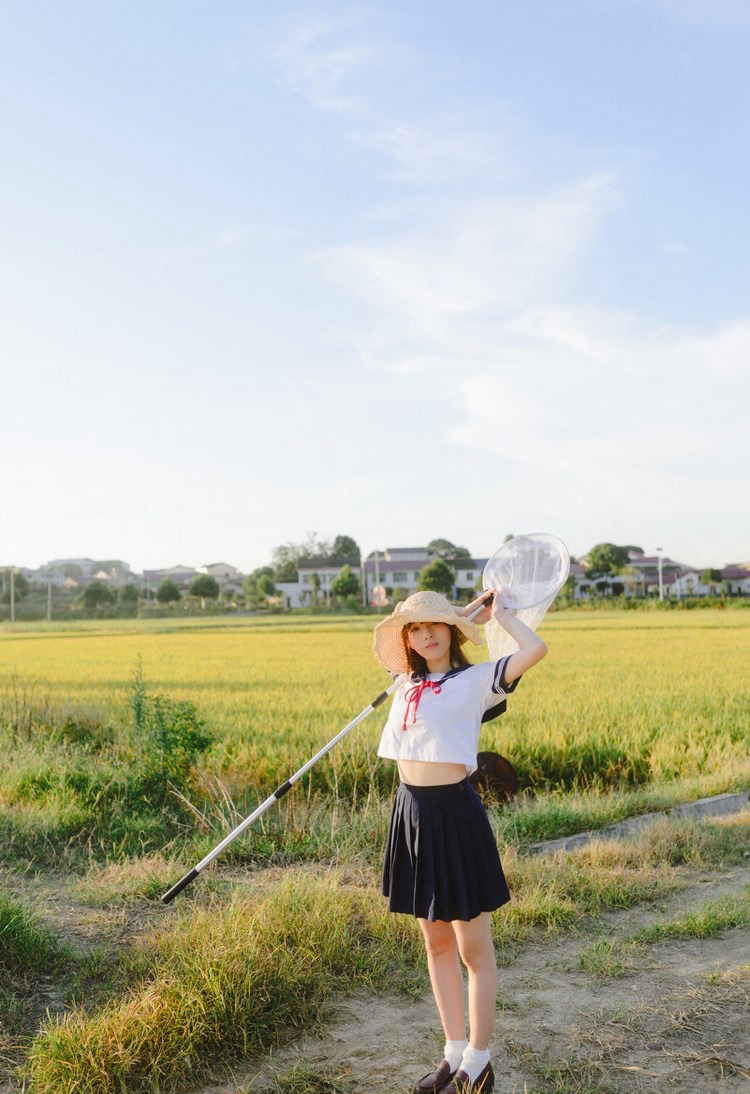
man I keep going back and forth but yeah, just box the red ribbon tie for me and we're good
[402,679,441,731]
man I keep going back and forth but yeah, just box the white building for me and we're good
[362,548,488,604]
[202,562,243,582]
[672,563,750,599]
[31,559,134,587]
[296,557,361,607]
[142,565,200,590]
[275,581,303,609]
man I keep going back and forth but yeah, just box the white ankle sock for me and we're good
[443,1039,468,1071]
[460,1045,491,1082]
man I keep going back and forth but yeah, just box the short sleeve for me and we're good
[491,655,522,695]
[480,656,522,723]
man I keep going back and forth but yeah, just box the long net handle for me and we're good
[161,680,399,903]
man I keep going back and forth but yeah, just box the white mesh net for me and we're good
[482,533,570,659]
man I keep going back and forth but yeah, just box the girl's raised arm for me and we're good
[492,599,547,682]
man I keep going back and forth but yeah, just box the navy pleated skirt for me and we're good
[382,779,511,922]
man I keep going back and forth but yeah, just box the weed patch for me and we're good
[580,887,750,979]
[26,873,425,1094]
[0,889,68,976]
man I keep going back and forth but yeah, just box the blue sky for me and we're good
[2,0,748,573]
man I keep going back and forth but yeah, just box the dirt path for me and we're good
[198,864,750,1094]
[3,854,749,1094]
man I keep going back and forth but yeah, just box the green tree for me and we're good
[119,583,140,605]
[156,578,181,604]
[585,543,631,579]
[701,568,723,592]
[331,564,360,599]
[619,565,643,598]
[308,572,321,606]
[329,535,361,562]
[427,538,472,562]
[273,559,298,582]
[243,568,278,609]
[256,573,277,598]
[82,582,117,610]
[418,558,455,595]
[272,532,332,580]
[189,575,220,600]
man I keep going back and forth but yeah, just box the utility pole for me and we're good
[656,547,664,602]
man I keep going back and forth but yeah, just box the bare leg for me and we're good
[452,913,496,1050]
[418,918,466,1041]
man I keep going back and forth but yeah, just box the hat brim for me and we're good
[373,607,483,675]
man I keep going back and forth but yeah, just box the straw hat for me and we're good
[372,591,483,675]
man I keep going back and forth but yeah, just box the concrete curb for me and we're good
[525,790,750,856]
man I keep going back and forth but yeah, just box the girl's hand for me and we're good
[492,596,518,623]
[459,591,496,624]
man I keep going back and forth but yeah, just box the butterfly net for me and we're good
[483,533,570,659]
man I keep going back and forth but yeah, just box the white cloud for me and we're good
[448,309,750,491]
[271,6,749,566]
[352,121,500,184]
[272,9,399,113]
[271,10,522,188]
[315,176,619,327]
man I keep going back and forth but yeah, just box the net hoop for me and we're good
[482,532,570,659]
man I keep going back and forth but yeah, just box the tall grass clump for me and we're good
[1,889,71,1040]
[0,890,68,977]
[26,873,423,1094]
[0,662,215,865]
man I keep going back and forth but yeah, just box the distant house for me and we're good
[721,563,750,595]
[201,562,245,596]
[571,551,691,599]
[362,548,488,604]
[673,563,750,598]
[46,557,99,581]
[452,559,488,599]
[568,551,750,600]
[31,558,134,587]
[297,556,361,607]
[363,548,431,604]
[142,565,200,590]
[275,581,303,610]
[202,562,243,582]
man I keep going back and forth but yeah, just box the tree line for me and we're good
[5,538,721,619]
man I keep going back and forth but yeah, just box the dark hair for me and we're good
[401,623,472,678]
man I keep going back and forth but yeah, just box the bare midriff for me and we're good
[397,759,467,787]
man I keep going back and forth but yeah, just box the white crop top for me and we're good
[376,656,520,776]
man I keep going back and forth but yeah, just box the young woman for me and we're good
[372,589,548,1094]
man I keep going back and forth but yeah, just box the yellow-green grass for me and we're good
[25,810,750,1094]
[579,887,750,980]
[25,872,426,1094]
[2,610,748,797]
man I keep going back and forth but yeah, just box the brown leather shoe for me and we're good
[441,1062,494,1094]
[411,1060,456,1094]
